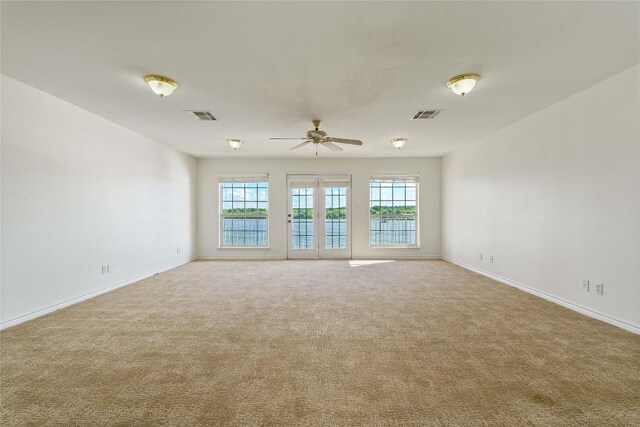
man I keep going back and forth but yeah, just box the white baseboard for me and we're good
[0,257,196,330]
[442,256,640,335]
[197,255,285,260]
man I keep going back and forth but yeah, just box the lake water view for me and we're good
[222,218,416,247]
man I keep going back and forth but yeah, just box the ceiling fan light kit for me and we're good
[447,73,480,96]
[144,75,178,98]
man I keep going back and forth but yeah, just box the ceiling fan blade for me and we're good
[326,137,363,146]
[322,141,343,152]
[290,140,312,150]
[270,137,308,140]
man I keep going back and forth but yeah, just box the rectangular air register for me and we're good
[411,110,443,120]
[184,110,217,121]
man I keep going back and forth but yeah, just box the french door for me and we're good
[287,175,352,259]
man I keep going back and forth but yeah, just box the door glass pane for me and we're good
[291,188,314,249]
[325,187,347,249]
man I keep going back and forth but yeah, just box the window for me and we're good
[369,175,418,247]
[220,175,268,247]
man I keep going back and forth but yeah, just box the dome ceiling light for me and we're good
[227,139,243,150]
[144,75,178,98]
[446,74,480,96]
[391,138,407,149]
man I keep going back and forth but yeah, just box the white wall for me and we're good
[442,64,640,331]
[198,157,441,259]
[1,75,197,327]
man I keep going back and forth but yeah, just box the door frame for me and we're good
[286,174,352,259]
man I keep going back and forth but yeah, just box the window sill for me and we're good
[369,245,421,249]
[219,246,271,250]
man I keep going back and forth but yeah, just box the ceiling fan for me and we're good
[270,120,363,155]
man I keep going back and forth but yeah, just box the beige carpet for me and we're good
[1,260,639,426]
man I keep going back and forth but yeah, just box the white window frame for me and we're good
[368,174,420,248]
[218,174,270,249]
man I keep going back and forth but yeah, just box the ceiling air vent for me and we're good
[184,110,217,121]
[411,110,443,120]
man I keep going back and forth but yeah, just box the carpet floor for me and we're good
[1,260,639,426]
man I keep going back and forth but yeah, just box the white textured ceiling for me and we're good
[2,1,638,158]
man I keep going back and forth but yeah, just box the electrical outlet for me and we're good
[595,283,604,295]
[480,253,483,260]
[489,256,494,263]
[177,247,181,254]
[582,280,590,292]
